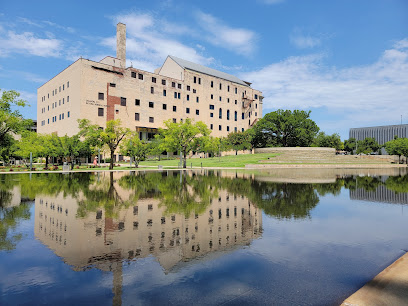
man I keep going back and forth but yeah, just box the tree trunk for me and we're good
[183,151,187,169]
[45,156,49,169]
[110,150,114,170]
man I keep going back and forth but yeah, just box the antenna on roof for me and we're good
[131,61,133,68]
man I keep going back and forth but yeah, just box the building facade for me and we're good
[37,23,263,140]
[349,124,408,145]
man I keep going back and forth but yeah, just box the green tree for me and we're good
[148,137,164,160]
[252,109,319,147]
[357,137,380,154]
[13,131,42,164]
[313,132,343,150]
[344,138,356,154]
[0,89,32,163]
[159,119,210,168]
[120,134,149,168]
[226,131,252,155]
[62,135,82,169]
[78,119,130,170]
[385,137,408,163]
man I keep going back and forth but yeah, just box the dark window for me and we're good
[163,103,167,110]
[138,73,144,80]
[174,92,177,99]
[173,106,177,112]
[242,128,245,132]
[135,113,140,121]
[210,112,214,117]
[172,82,176,87]
[210,124,213,130]
[98,108,104,116]
[178,93,181,99]
[149,102,154,108]
[67,81,69,88]
[149,117,154,123]
[209,105,214,110]
[211,81,214,88]
[219,83,222,90]
[255,112,257,116]
[227,126,230,131]
[227,85,230,92]
[120,97,126,106]
[163,89,166,96]
[219,96,221,101]
[151,87,154,94]
[219,108,222,119]
[173,118,176,123]
[234,111,237,121]
[178,84,181,89]
[131,72,136,78]
[198,78,201,84]
[242,113,245,119]
[67,96,69,102]
[187,94,190,101]
[152,77,156,83]
[63,84,65,90]
[256,103,258,109]
[135,99,140,106]
[196,109,199,115]
[235,127,237,132]
[211,94,213,99]
[193,89,196,93]
[255,94,258,99]
[219,125,222,131]
[187,85,190,91]
[110,83,116,87]
[194,76,197,83]
[196,96,199,102]
[235,99,237,105]
[162,79,166,85]
[227,110,230,120]
[67,111,70,118]
[235,87,237,94]
[186,108,190,114]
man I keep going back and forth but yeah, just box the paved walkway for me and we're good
[341,252,408,306]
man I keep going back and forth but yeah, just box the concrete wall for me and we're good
[349,124,408,145]
[254,147,336,157]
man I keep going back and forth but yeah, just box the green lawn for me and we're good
[138,153,279,168]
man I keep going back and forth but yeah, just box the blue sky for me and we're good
[0,0,407,140]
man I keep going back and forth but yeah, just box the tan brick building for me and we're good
[37,23,263,141]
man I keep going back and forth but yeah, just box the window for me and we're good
[219,96,222,101]
[235,127,237,132]
[227,85,230,92]
[194,76,197,83]
[210,112,214,117]
[48,118,50,124]
[219,125,222,131]
[149,117,154,123]
[121,97,126,106]
[67,81,69,88]
[211,94,213,100]
[242,128,245,132]
[186,108,190,114]
[193,89,196,93]
[163,89,166,96]
[110,83,116,87]
[152,77,156,83]
[219,83,222,90]
[163,103,167,110]
[242,113,245,119]
[196,109,199,115]
[162,79,166,85]
[198,78,201,84]
[209,105,214,110]
[52,90,54,96]
[255,112,257,116]
[138,73,144,80]
[67,96,69,102]
[255,94,258,99]
[173,106,177,112]
[210,124,213,130]
[98,108,104,116]
[187,85,190,91]
[131,71,136,78]
[235,99,237,105]
[174,92,177,99]
[135,99,140,106]
[59,114,61,120]
[63,98,65,104]
[227,110,230,120]
[235,87,237,94]
[98,93,104,100]
[59,86,61,92]
[187,94,190,101]
[178,93,181,99]
[172,82,176,88]
[173,118,176,123]
[211,81,214,88]
[256,103,258,109]
[151,87,154,94]
[234,111,237,121]
[62,113,64,119]
[135,113,140,121]
[178,84,181,89]
[219,108,222,119]
[196,97,199,103]
[149,102,154,108]
[67,111,70,118]
[227,126,230,132]
[59,100,61,106]
[63,84,65,90]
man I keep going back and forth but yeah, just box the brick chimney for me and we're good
[116,23,126,68]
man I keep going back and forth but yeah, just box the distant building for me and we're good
[37,23,263,141]
[349,124,408,145]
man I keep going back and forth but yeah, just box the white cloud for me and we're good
[290,35,321,49]
[195,12,257,55]
[243,39,408,134]
[0,31,62,57]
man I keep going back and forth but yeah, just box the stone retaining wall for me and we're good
[254,147,335,158]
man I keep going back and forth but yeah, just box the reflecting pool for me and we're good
[1,169,407,305]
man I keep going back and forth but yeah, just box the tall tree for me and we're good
[356,137,380,154]
[226,131,252,155]
[120,133,149,168]
[385,137,408,163]
[0,89,32,163]
[313,132,343,150]
[344,138,356,154]
[252,109,319,147]
[78,119,130,170]
[159,119,210,168]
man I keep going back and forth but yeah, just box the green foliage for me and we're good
[226,131,252,154]
[159,118,210,168]
[0,89,32,163]
[78,119,130,169]
[313,132,343,150]
[356,137,380,154]
[344,138,356,153]
[252,109,319,147]
[120,133,149,168]
[385,137,408,163]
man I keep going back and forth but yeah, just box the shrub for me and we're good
[53,166,59,170]
[76,166,80,169]
[9,168,13,172]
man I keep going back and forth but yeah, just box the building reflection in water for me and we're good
[33,171,262,305]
